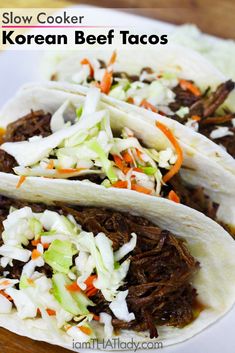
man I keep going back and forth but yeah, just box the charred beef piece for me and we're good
[3,110,52,142]
[0,197,199,337]
[190,80,235,118]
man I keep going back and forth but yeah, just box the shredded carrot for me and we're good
[92,314,100,321]
[0,280,10,286]
[113,155,124,169]
[46,160,54,170]
[122,151,133,164]
[99,70,113,94]
[66,282,81,292]
[0,127,5,145]
[113,155,130,174]
[31,249,41,260]
[191,115,201,121]
[108,50,117,67]
[156,121,183,183]
[31,239,41,247]
[0,290,13,301]
[46,308,56,316]
[86,287,98,297]
[98,51,117,94]
[16,176,26,189]
[179,79,201,96]
[127,97,134,104]
[131,184,152,195]
[42,243,50,249]
[57,168,84,174]
[84,275,97,288]
[80,58,94,77]
[140,99,158,113]
[168,190,180,203]
[136,149,143,160]
[79,326,92,335]
[133,167,144,173]
[112,180,128,189]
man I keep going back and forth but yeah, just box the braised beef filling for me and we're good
[0,196,199,337]
[0,109,233,237]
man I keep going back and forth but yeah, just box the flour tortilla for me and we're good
[43,45,235,176]
[0,189,235,350]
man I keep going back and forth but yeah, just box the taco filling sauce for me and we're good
[57,53,235,158]
[0,196,200,340]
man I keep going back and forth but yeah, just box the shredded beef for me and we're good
[168,81,235,157]
[0,110,52,173]
[170,84,201,112]
[3,110,52,143]
[168,174,219,220]
[0,196,199,337]
[0,149,17,173]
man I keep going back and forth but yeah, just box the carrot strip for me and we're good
[127,97,134,104]
[66,282,81,292]
[113,155,130,174]
[31,239,41,246]
[168,190,180,203]
[131,184,152,195]
[46,309,56,316]
[113,155,124,169]
[135,149,143,160]
[140,99,158,113]
[133,167,144,173]
[179,79,201,96]
[31,249,41,260]
[191,115,201,121]
[91,313,100,321]
[86,287,98,297]
[156,121,183,183]
[79,326,92,335]
[99,70,113,94]
[122,151,133,164]
[80,58,94,77]
[42,243,50,249]
[112,180,128,189]
[57,168,84,174]
[46,160,54,170]
[98,51,117,94]
[0,280,10,286]
[108,50,117,67]
[16,176,26,189]
[84,275,97,288]
[0,290,13,301]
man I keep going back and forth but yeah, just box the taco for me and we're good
[44,45,235,174]
[0,83,234,237]
[0,194,235,349]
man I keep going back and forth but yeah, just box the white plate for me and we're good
[0,6,234,353]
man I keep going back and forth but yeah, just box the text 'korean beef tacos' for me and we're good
[0,195,235,350]
[44,45,235,175]
[0,82,234,237]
